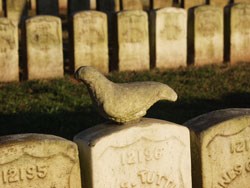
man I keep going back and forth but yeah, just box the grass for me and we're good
[0,63,250,140]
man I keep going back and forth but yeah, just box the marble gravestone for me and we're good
[194,5,223,65]
[155,7,187,68]
[73,11,109,73]
[0,18,19,82]
[26,16,63,80]
[117,10,149,71]
[121,0,143,10]
[74,118,192,188]
[182,0,205,10]
[230,3,250,64]
[185,108,250,188]
[6,0,28,24]
[152,0,173,9]
[0,134,82,188]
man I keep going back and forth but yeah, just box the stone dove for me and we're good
[75,66,178,124]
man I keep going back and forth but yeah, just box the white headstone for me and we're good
[155,7,187,68]
[230,3,250,64]
[117,10,149,71]
[185,108,250,188]
[0,134,82,188]
[73,11,109,73]
[26,16,64,80]
[6,0,28,24]
[194,5,223,65]
[0,18,19,82]
[74,118,192,188]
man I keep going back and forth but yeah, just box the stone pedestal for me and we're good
[0,134,82,188]
[74,118,192,188]
[185,108,250,188]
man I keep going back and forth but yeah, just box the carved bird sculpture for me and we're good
[75,66,178,124]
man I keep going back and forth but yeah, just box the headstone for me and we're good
[6,0,28,24]
[97,0,120,12]
[181,0,205,10]
[194,5,223,65]
[0,134,82,188]
[121,0,150,10]
[0,0,3,16]
[185,108,250,188]
[117,10,150,71]
[59,0,67,15]
[36,0,59,16]
[230,3,250,64]
[234,0,250,2]
[73,11,109,73]
[152,0,173,9]
[209,0,230,7]
[74,118,192,188]
[0,18,19,82]
[155,7,187,68]
[26,16,64,80]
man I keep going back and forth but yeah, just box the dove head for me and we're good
[75,66,111,89]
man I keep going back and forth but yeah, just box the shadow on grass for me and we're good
[0,92,249,140]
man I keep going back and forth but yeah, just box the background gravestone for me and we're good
[0,134,81,188]
[26,16,63,80]
[0,0,3,16]
[74,118,192,188]
[181,0,205,10]
[6,0,28,24]
[234,0,250,2]
[185,108,250,188]
[117,10,149,71]
[72,11,109,73]
[0,18,19,82]
[194,5,223,65]
[155,7,187,68]
[36,0,59,16]
[97,0,120,12]
[151,0,173,9]
[230,3,250,64]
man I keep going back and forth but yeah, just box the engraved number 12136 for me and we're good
[121,147,165,165]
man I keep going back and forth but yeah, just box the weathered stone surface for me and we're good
[6,0,28,24]
[74,118,192,188]
[26,16,63,80]
[75,66,177,123]
[120,0,150,10]
[155,7,187,68]
[210,0,230,7]
[117,10,149,71]
[36,0,59,15]
[182,0,205,10]
[73,11,108,73]
[0,18,19,82]
[194,5,223,65]
[97,0,120,12]
[152,0,173,9]
[185,108,250,188]
[0,134,81,188]
[230,3,250,64]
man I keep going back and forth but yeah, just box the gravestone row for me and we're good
[1,4,250,82]
[0,108,249,188]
